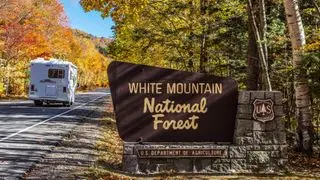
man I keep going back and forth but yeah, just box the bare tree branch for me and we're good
[312,0,320,17]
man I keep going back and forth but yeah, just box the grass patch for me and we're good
[84,107,131,179]
[96,117,122,169]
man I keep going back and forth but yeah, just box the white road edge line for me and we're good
[0,93,110,142]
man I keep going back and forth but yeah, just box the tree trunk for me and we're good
[247,0,272,91]
[5,62,9,96]
[259,0,269,90]
[199,0,208,73]
[283,0,314,154]
[247,0,260,90]
[5,77,9,96]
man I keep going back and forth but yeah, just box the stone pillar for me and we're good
[233,91,287,173]
[122,143,139,173]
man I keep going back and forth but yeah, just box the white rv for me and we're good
[29,58,77,106]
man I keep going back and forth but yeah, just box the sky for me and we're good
[60,0,114,38]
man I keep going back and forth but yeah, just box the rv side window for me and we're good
[48,69,65,79]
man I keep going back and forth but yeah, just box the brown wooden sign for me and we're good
[107,61,238,142]
[136,148,226,158]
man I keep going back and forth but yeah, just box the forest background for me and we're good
[0,0,320,153]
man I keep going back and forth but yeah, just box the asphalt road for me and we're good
[0,89,110,179]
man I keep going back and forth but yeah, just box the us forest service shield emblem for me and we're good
[252,99,275,123]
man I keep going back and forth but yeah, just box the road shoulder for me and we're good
[24,102,107,179]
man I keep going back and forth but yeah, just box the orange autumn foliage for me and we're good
[0,0,109,95]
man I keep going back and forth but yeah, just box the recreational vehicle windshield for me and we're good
[29,58,78,106]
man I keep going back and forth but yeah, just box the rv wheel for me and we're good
[34,100,43,106]
[63,102,71,107]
